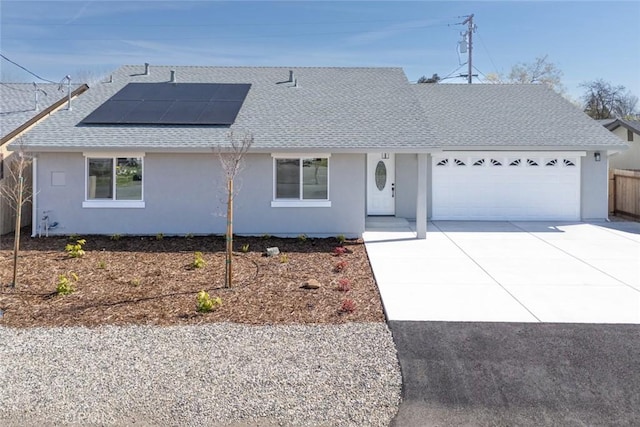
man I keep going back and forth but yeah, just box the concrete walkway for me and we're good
[363,218,640,323]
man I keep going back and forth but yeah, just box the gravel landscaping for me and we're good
[0,322,401,426]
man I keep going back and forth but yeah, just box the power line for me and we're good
[0,53,58,84]
[0,82,35,92]
[476,32,501,78]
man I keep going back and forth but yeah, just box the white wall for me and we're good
[609,127,639,170]
[581,150,610,220]
[34,152,365,237]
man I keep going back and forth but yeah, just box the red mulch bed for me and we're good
[0,230,385,327]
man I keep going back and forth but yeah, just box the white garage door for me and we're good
[432,153,582,220]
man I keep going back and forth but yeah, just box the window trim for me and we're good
[82,152,145,208]
[271,153,331,208]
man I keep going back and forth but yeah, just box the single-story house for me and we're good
[0,82,88,234]
[10,64,627,239]
[599,118,640,170]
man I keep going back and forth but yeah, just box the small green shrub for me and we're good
[241,243,250,253]
[192,251,205,269]
[68,233,80,241]
[156,233,164,240]
[57,273,78,295]
[130,278,141,287]
[261,233,271,240]
[110,234,121,241]
[65,239,86,258]
[196,290,222,313]
[297,234,308,242]
[280,254,289,263]
[97,260,106,269]
[185,233,194,239]
[336,234,346,245]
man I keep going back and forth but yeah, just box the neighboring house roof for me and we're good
[13,65,437,152]
[603,118,640,135]
[1,83,88,146]
[412,83,627,150]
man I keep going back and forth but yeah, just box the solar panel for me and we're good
[81,83,251,125]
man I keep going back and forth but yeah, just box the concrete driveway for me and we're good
[363,219,640,323]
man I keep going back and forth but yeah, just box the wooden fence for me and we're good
[609,169,640,220]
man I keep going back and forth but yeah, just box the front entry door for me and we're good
[367,153,395,215]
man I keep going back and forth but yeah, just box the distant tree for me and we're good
[0,139,33,288]
[489,55,564,93]
[417,74,441,84]
[218,131,253,288]
[581,79,639,119]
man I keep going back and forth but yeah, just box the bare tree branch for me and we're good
[217,130,254,288]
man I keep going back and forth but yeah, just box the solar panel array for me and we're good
[81,83,251,125]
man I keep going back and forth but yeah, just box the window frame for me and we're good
[271,153,331,208]
[82,152,145,208]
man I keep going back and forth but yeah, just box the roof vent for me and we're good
[33,82,47,111]
[144,63,150,75]
[170,70,176,83]
[288,70,298,88]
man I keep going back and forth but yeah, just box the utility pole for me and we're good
[461,14,475,84]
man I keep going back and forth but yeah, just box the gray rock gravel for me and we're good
[0,322,401,427]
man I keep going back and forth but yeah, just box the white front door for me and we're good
[367,153,395,215]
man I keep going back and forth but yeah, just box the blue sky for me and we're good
[1,1,639,102]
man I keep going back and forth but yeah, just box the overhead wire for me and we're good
[0,53,58,84]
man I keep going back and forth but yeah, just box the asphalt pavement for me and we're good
[389,321,640,427]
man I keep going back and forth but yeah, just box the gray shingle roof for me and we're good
[1,83,81,141]
[413,83,627,149]
[14,65,437,151]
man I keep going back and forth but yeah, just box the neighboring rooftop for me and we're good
[1,82,86,145]
[413,83,627,149]
[14,65,437,152]
[602,118,640,135]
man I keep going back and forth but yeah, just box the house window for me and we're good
[272,155,330,207]
[83,154,144,208]
[628,130,633,142]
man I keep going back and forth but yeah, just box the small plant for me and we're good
[334,260,348,273]
[196,290,222,313]
[185,233,194,239]
[65,239,86,258]
[56,272,78,296]
[333,246,348,256]
[97,260,106,269]
[262,233,271,240]
[280,254,289,263]
[130,278,141,287]
[297,234,308,242]
[192,251,205,269]
[339,298,356,313]
[337,278,351,292]
[336,234,346,245]
[241,243,250,253]
[156,233,164,240]
[110,234,121,241]
[68,233,80,241]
